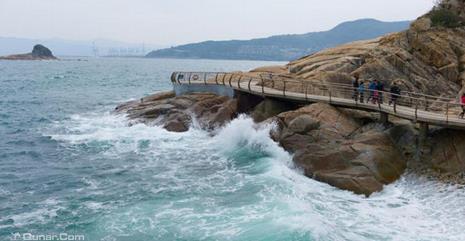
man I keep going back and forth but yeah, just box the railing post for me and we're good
[446,102,449,125]
[188,73,192,85]
[177,73,182,84]
[237,75,242,89]
[305,84,308,101]
[170,72,177,83]
[424,96,428,111]
[215,73,219,85]
[283,81,286,97]
[204,73,207,85]
[228,74,233,87]
[222,73,226,85]
[394,101,397,113]
[261,81,265,96]
[248,78,252,92]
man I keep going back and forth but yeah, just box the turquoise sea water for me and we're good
[1,57,465,241]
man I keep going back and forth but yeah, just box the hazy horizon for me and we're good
[1,0,434,46]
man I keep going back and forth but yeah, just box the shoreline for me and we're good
[115,88,465,196]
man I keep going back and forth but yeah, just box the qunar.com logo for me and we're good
[11,233,85,241]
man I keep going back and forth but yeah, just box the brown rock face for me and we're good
[273,103,407,196]
[430,129,465,173]
[115,91,238,132]
[251,98,299,123]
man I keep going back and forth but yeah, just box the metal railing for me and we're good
[171,71,465,127]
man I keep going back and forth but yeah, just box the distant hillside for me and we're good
[0,37,164,57]
[146,19,411,61]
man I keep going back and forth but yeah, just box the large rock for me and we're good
[273,103,407,196]
[31,44,54,58]
[430,129,465,173]
[115,91,238,132]
[251,98,298,122]
[0,44,57,60]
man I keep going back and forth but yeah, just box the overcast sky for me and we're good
[0,0,435,46]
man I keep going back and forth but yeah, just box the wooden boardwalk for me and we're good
[171,71,465,130]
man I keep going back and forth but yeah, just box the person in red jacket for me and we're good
[460,93,465,119]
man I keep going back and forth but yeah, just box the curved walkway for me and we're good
[171,71,465,130]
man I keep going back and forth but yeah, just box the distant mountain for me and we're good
[146,19,411,61]
[0,37,164,57]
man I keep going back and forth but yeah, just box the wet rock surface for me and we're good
[115,91,238,132]
[272,103,407,196]
[116,90,465,195]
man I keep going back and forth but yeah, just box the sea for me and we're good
[1,57,465,241]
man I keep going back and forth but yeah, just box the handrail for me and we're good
[170,71,465,127]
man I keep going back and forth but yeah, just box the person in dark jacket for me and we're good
[358,81,365,103]
[367,80,377,103]
[377,81,385,104]
[389,82,401,106]
[352,75,360,101]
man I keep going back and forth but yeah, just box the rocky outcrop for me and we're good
[116,90,409,195]
[0,44,57,60]
[272,103,407,196]
[114,0,465,196]
[251,98,298,122]
[430,129,465,173]
[115,91,238,132]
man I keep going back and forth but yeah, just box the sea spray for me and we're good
[214,114,293,170]
[44,111,465,241]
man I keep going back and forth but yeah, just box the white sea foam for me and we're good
[42,111,465,241]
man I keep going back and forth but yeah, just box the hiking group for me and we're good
[352,75,400,105]
[352,75,465,120]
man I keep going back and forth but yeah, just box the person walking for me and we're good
[358,81,365,103]
[377,81,385,104]
[371,79,379,104]
[389,82,401,106]
[367,80,377,103]
[352,75,360,101]
[459,93,465,119]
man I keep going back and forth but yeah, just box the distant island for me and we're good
[146,18,411,61]
[0,44,57,60]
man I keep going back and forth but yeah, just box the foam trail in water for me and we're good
[211,115,465,241]
[41,112,465,241]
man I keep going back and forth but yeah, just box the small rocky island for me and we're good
[116,0,465,196]
[0,44,57,60]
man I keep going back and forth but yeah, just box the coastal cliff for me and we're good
[254,0,465,97]
[116,0,465,196]
[0,44,57,60]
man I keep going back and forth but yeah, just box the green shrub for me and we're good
[430,8,463,28]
